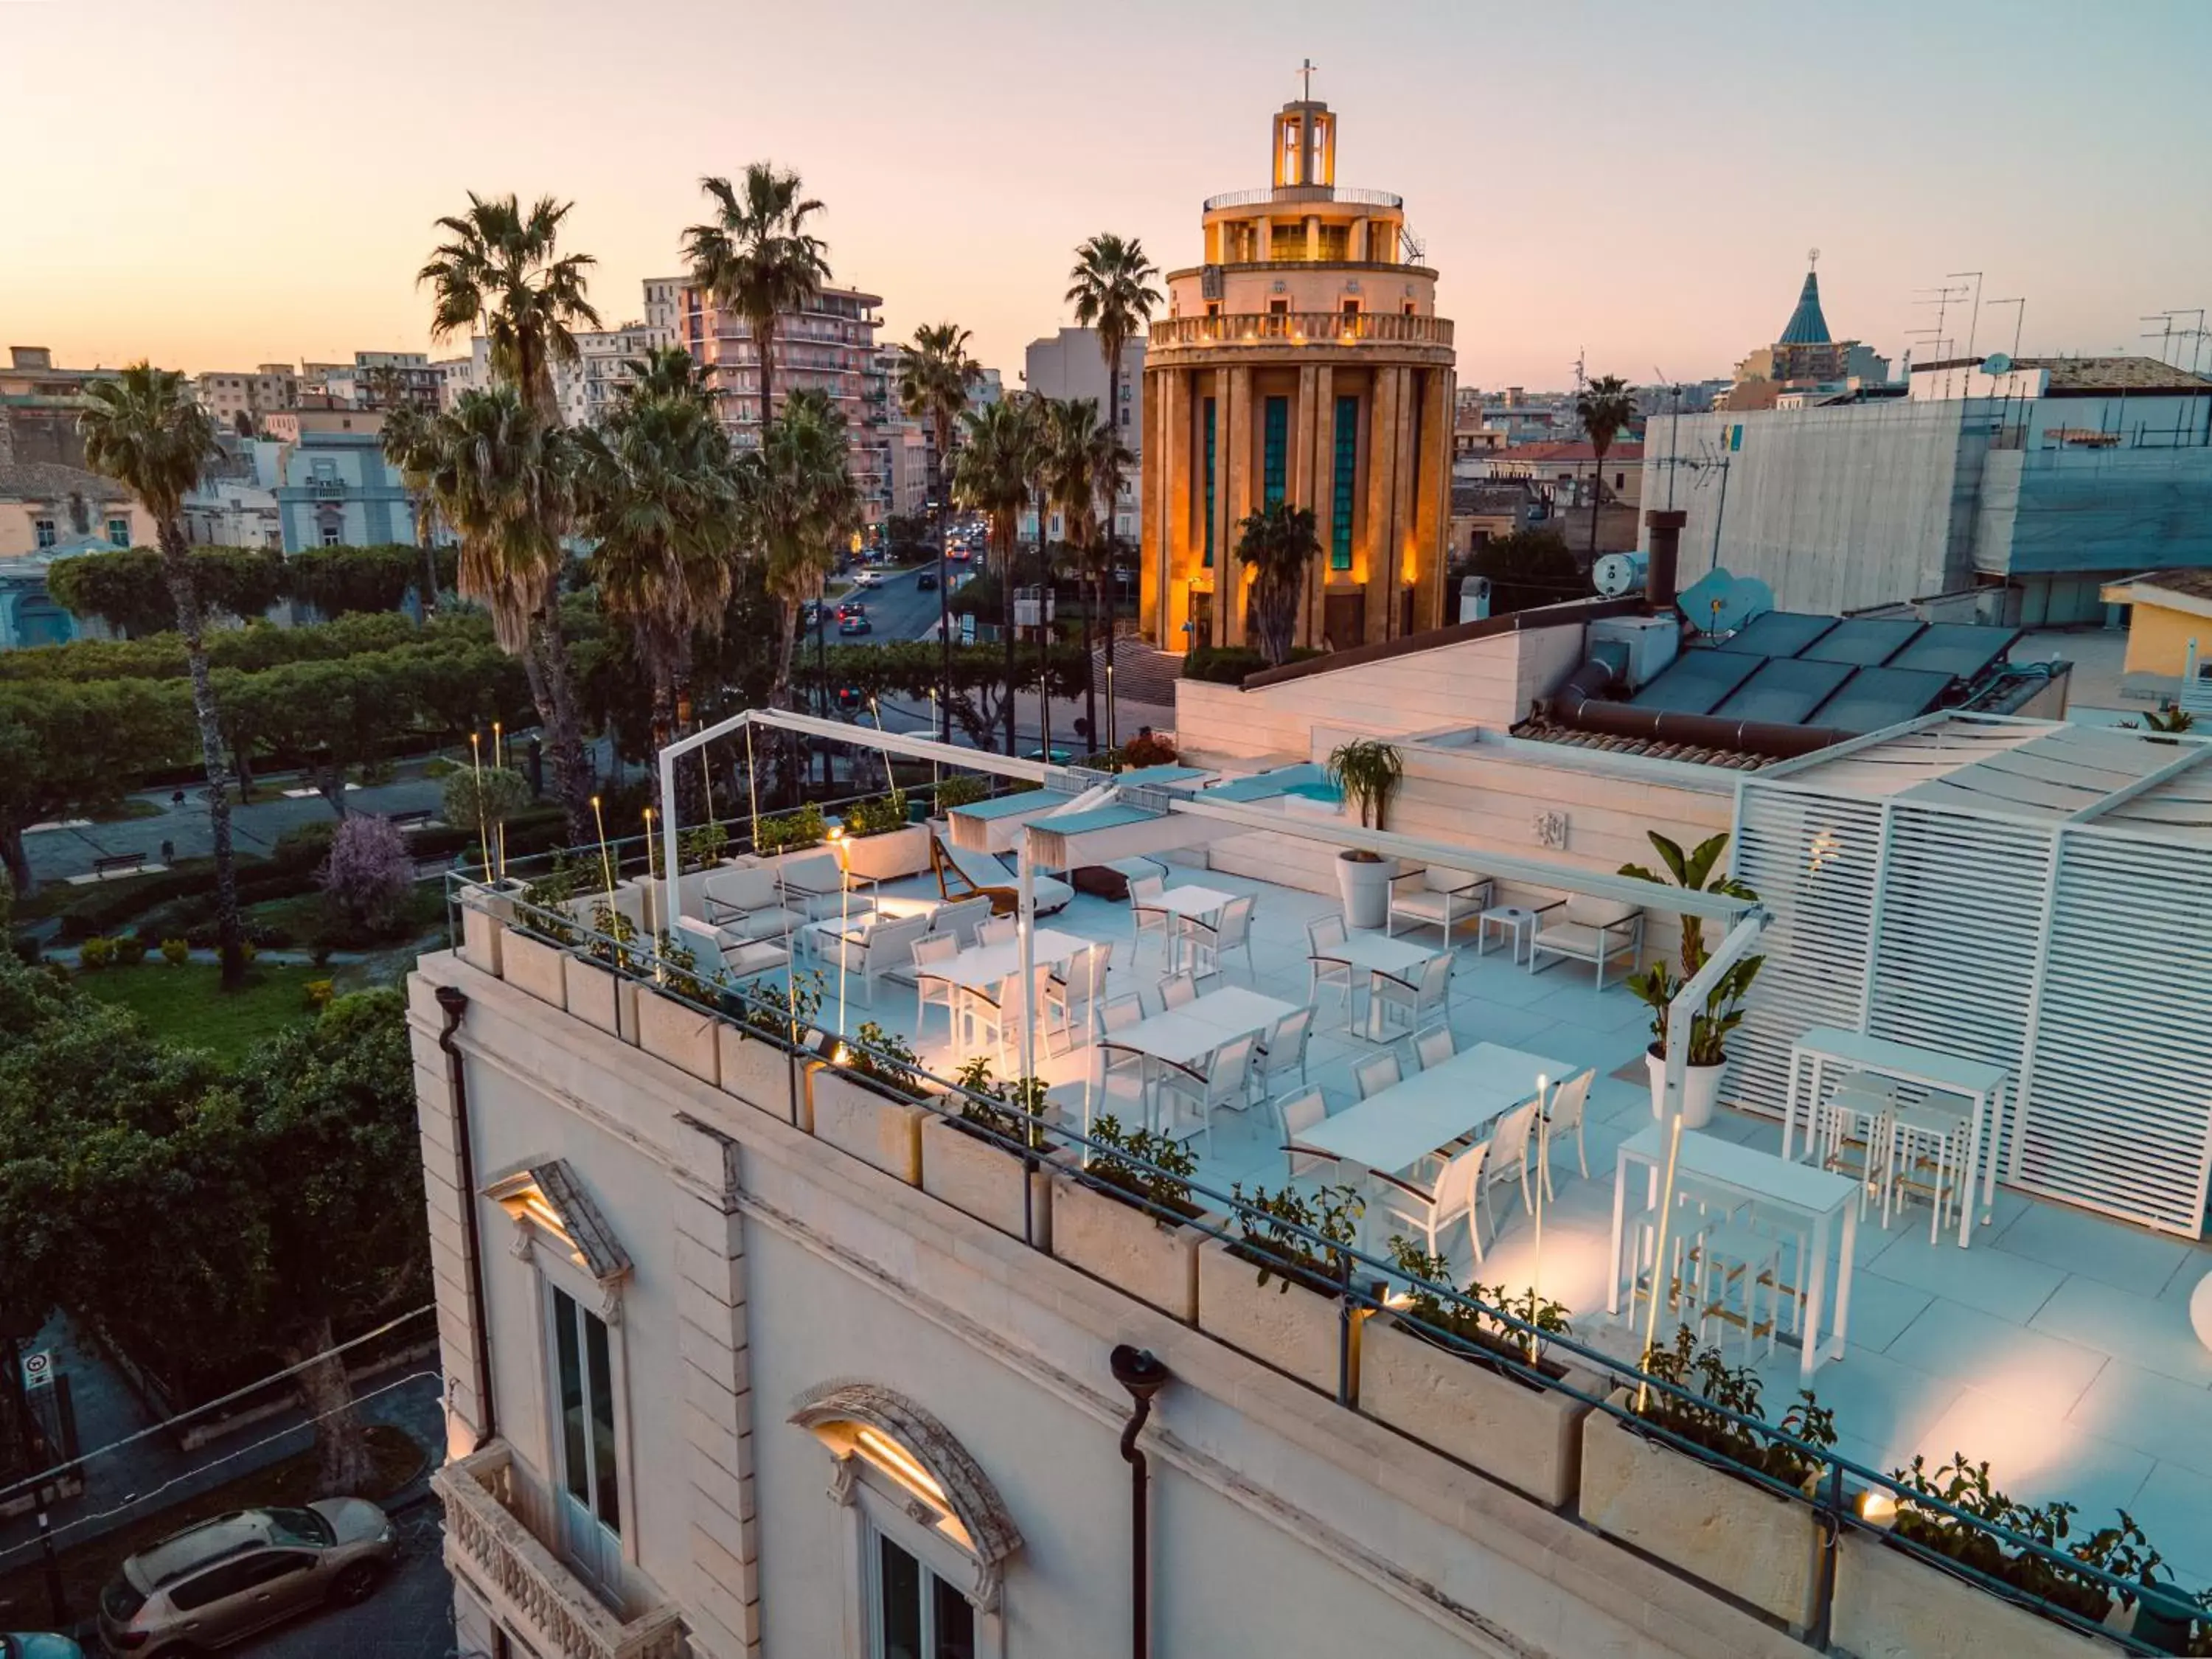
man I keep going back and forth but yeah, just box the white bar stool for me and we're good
[1820,1071,1900,1213]
[1881,1100,1972,1243]
[1696,1223,1783,1364]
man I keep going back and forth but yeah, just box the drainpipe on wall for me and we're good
[1110,1346,1169,1659]
[436,985,497,1445]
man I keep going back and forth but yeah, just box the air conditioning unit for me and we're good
[1587,614,1681,690]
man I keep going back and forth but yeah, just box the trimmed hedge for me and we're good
[1180,645,1324,684]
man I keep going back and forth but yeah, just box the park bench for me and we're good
[391,809,435,831]
[91,851,147,879]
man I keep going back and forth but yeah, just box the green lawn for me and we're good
[76,962,327,1062]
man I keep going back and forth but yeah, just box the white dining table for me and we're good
[1607,1124,1859,1382]
[1308,931,1444,1031]
[1102,985,1300,1070]
[1780,1026,2011,1248]
[1144,884,1236,970]
[915,928,1092,992]
[1293,1043,1572,1177]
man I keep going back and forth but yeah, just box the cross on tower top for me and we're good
[1809,246,1820,269]
[1298,58,1318,101]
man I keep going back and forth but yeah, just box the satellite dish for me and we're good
[1593,551,1648,598]
[1983,352,2013,377]
[1675,566,1774,635]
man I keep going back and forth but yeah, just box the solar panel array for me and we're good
[1627,611,2020,735]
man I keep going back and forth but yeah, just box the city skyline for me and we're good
[6,0,2211,389]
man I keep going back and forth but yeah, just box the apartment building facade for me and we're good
[194,364,301,432]
[266,409,412,551]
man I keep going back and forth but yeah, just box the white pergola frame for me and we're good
[655,706,1762,1119]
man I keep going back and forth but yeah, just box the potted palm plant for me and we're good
[1620,831,1761,1128]
[1326,738,1403,929]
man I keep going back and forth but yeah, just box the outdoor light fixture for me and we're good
[1859,1489,1898,1530]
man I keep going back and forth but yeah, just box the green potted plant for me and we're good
[1620,830,1761,1128]
[838,791,932,883]
[1326,738,1404,928]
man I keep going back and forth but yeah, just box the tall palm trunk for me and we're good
[155,516,246,989]
[1001,527,1018,757]
[933,422,952,744]
[527,601,593,844]
[1078,535,1096,751]
[770,597,804,806]
[756,319,776,437]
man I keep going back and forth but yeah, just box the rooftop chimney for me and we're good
[1645,509,1686,611]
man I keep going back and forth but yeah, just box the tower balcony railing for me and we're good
[1202,183,1404,211]
[1150,311,1453,349]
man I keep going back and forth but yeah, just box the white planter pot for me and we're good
[501,931,569,1008]
[920,1116,1052,1245]
[807,1066,923,1184]
[1334,852,1396,931]
[843,825,933,885]
[717,1023,804,1121]
[1832,1531,2129,1659]
[1049,1169,1212,1324]
[1579,1396,1821,1630]
[634,987,720,1084]
[1646,1047,1726,1130]
[1196,1237,1358,1397]
[1358,1315,1596,1509]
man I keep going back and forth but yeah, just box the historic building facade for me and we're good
[1141,96,1455,652]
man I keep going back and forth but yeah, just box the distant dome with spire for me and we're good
[1778,253,1832,346]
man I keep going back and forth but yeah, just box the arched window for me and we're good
[791,1383,1022,1659]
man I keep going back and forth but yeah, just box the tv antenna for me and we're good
[1986,297,2027,359]
[1652,366,1685,509]
[1947,271,1985,358]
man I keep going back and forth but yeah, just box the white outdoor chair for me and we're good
[1154,1035,1256,1158]
[700,865,804,940]
[1096,994,1151,1119]
[1481,1100,1540,1237]
[1306,914,1353,1013]
[673,915,790,984]
[1386,865,1494,942]
[1156,971,1198,1012]
[1045,948,1110,1054]
[978,916,1017,947]
[1528,894,1646,990]
[1353,1051,1402,1101]
[1413,1025,1456,1071]
[819,911,930,1009]
[905,933,961,1040]
[1179,894,1256,981]
[964,965,1054,1072]
[1276,1087,1335,1183]
[1367,952,1452,1043]
[1129,875,1172,964]
[928,895,992,950]
[1253,1006,1315,1102]
[1540,1068,1596,1198]
[1371,1139,1491,1264]
[773,849,851,921]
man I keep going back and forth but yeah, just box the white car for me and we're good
[852,570,881,588]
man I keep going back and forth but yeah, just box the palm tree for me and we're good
[954,398,1039,755]
[1067,233,1161,744]
[1042,397,1107,742]
[737,389,859,745]
[621,346,714,408]
[897,322,979,742]
[1575,373,1637,559]
[379,401,443,616]
[419,193,603,425]
[684,165,832,437]
[1236,501,1322,667]
[405,388,594,839]
[79,365,247,987]
[577,392,742,773]
[363,363,406,412]
[417,193,602,830]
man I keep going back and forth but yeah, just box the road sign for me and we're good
[21,1349,53,1391]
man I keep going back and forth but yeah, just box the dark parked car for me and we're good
[838,614,873,636]
[99,1502,396,1656]
[917,571,938,591]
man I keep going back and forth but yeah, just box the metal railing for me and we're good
[448,857,2203,1657]
[1202,184,1405,211]
[1149,312,1453,349]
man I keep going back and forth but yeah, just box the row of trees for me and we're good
[43,543,458,641]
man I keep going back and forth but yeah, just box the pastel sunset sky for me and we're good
[6,0,2210,389]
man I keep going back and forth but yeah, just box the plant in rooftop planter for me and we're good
[1198,1180,1366,1395]
[754,803,827,856]
[1326,738,1403,928]
[1579,1325,1835,1628]
[838,791,932,883]
[714,970,823,1120]
[1050,1114,1214,1321]
[1360,1240,1596,1506]
[1621,830,1761,1130]
[932,773,990,813]
[632,933,726,1082]
[919,1056,1059,1242]
[1120,732,1179,769]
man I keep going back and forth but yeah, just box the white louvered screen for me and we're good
[2015,832,2212,1235]
[1865,807,2051,1179]
[1729,788,1883,1121]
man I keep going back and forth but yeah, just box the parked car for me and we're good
[99,1501,397,1655]
[852,569,880,588]
[839,614,873,636]
[917,571,939,591]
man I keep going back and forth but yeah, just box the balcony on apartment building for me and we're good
[435,1440,686,1659]
[1150,310,1454,350]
